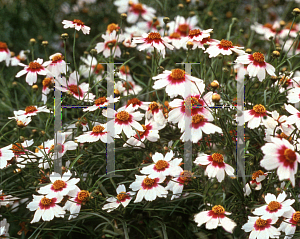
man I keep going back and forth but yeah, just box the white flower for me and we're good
[287,87,300,104]
[235,52,275,82]
[0,190,19,207]
[285,103,300,129]
[260,137,300,187]
[278,209,300,239]
[253,191,295,221]
[242,216,281,239]
[0,217,10,237]
[41,76,55,104]
[12,105,50,118]
[44,53,67,77]
[204,39,245,58]
[10,50,27,66]
[180,28,213,49]
[0,147,14,169]
[37,170,80,199]
[168,16,199,37]
[15,58,51,86]
[194,205,236,233]
[0,41,10,67]
[75,123,114,143]
[145,102,167,127]
[244,104,272,129]
[83,95,120,112]
[132,32,174,58]
[102,184,135,212]
[26,195,65,223]
[129,174,168,203]
[194,152,234,182]
[63,188,90,220]
[62,19,90,34]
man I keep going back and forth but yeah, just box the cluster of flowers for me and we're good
[1,0,300,238]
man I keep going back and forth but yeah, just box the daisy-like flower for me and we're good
[265,110,295,136]
[37,171,80,199]
[137,17,164,35]
[145,101,167,127]
[242,216,281,239]
[26,195,65,223]
[12,105,50,118]
[55,71,95,102]
[285,103,300,128]
[129,174,168,203]
[0,147,15,169]
[168,16,199,37]
[83,95,119,112]
[244,104,272,129]
[0,190,19,207]
[102,184,135,212]
[79,55,105,82]
[194,152,235,182]
[140,150,182,177]
[165,169,192,200]
[235,52,276,82]
[0,41,10,66]
[132,32,174,58]
[204,39,245,58]
[114,80,126,96]
[44,53,67,77]
[194,205,237,233]
[122,80,143,96]
[116,65,133,82]
[164,32,183,49]
[106,23,120,34]
[275,73,300,92]
[152,69,204,98]
[62,19,90,34]
[0,217,10,237]
[284,39,300,56]
[63,188,90,220]
[10,50,27,66]
[123,118,163,148]
[15,58,51,86]
[260,137,300,187]
[234,63,248,82]
[102,104,144,138]
[114,0,156,24]
[75,123,114,143]
[180,28,213,49]
[168,93,212,131]
[119,98,150,112]
[249,170,268,191]
[180,113,223,143]
[95,30,125,58]
[253,191,295,222]
[278,209,300,239]
[287,87,300,104]
[41,76,55,104]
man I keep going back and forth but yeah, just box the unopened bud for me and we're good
[186,0,191,4]
[189,11,195,17]
[10,51,15,57]
[292,8,300,16]
[40,131,45,136]
[121,13,127,20]
[42,41,48,46]
[177,3,184,9]
[165,25,170,31]
[203,43,210,49]
[211,80,219,89]
[90,49,97,56]
[32,85,38,91]
[272,50,280,58]
[276,46,281,52]
[279,20,286,27]
[61,33,69,40]
[163,17,170,24]
[187,41,194,50]
[212,93,221,103]
[152,17,157,22]
[245,48,252,54]
[271,76,278,82]
[212,17,218,22]
[29,38,36,45]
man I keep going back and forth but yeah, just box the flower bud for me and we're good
[272,50,280,58]
[29,38,36,45]
[292,8,300,16]
[165,25,170,31]
[245,48,252,54]
[212,93,221,103]
[152,17,157,22]
[177,3,184,9]
[279,20,286,27]
[271,76,278,83]
[121,13,127,20]
[32,85,38,91]
[186,0,191,4]
[203,43,210,49]
[61,33,69,40]
[42,41,48,46]
[189,11,195,17]
[10,51,15,57]
[90,49,97,56]
[212,17,218,22]
[186,41,194,50]
[211,80,219,89]
[163,17,170,24]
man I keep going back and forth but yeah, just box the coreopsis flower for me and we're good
[253,191,295,222]
[168,16,199,37]
[265,110,295,135]
[10,50,26,66]
[140,150,182,177]
[63,188,90,220]
[37,171,80,199]
[118,97,150,112]
[264,128,294,145]
[114,80,126,96]
[249,170,268,191]
[0,217,10,237]
[123,118,163,148]
[168,93,213,131]
[129,174,168,203]
[278,209,300,239]
[242,216,281,239]
[180,29,213,49]
[122,80,143,96]
[41,76,55,104]
[0,147,14,169]
[102,184,135,212]
[116,65,133,82]
[15,58,51,86]
[0,190,19,207]
[165,169,192,200]
[26,195,65,223]
[287,87,300,104]
[194,205,237,233]
[106,23,120,34]
[260,137,300,187]
[284,39,300,56]
[204,39,245,58]
[234,63,248,82]
[12,105,50,118]
[8,114,32,128]
[0,41,10,66]
[44,53,67,77]
[152,69,204,98]
[235,52,276,82]
[102,104,144,138]
[132,32,174,58]
[180,113,223,143]
[79,55,105,82]
[164,32,183,49]
[95,30,125,58]
[194,152,235,182]
[137,17,164,34]
[285,103,300,129]
[75,123,114,143]
[244,104,272,129]
[114,0,156,23]
[64,117,89,132]
[275,73,300,92]
[145,101,167,127]
[62,19,90,34]
[83,95,119,112]
[55,71,95,102]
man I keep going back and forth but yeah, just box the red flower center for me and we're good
[148,102,159,111]
[52,180,66,190]
[293,212,300,222]
[155,160,169,171]
[192,114,206,123]
[189,29,201,37]
[116,192,129,201]
[120,65,130,74]
[42,78,52,87]
[284,149,297,163]
[211,153,224,163]
[267,201,281,211]
[0,42,8,50]
[28,62,43,70]
[68,85,83,96]
[178,24,189,35]
[127,98,140,107]
[169,32,181,39]
[143,177,156,187]
[11,143,24,154]
[255,218,268,227]
[78,190,90,202]
[51,54,63,62]
[94,96,107,105]
[92,125,105,133]
[137,124,147,137]
[117,111,129,121]
[25,105,37,113]
[40,197,52,206]
[252,170,264,180]
[131,3,144,13]
[73,19,84,25]
[107,23,119,33]
[252,104,266,114]
[147,32,161,40]
[170,69,185,80]
[220,39,233,48]
[212,205,225,215]
[252,52,265,63]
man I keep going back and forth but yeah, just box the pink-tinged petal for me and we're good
[194,211,211,226]
[15,69,28,78]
